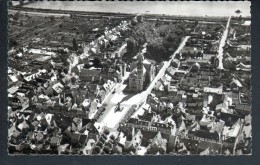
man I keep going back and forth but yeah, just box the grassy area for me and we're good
[8,12,123,48]
[124,20,195,63]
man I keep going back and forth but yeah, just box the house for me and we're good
[112,144,123,155]
[166,135,177,153]
[79,68,101,81]
[187,58,209,66]
[81,139,96,155]
[124,129,143,153]
[51,136,61,147]
[171,59,180,68]
[8,86,19,95]
[97,89,106,103]
[204,86,223,94]
[190,63,201,72]
[180,77,199,90]
[230,78,243,90]
[121,118,174,135]
[236,63,251,72]
[235,104,251,116]
[172,111,185,127]
[88,84,100,96]
[230,92,240,105]
[88,99,100,119]
[222,119,242,145]
[181,138,222,155]
[9,96,29,110]
[188,129,220,142]
[29,120,39,131]
[241,115,252,140]
[174,141,188,154]
[150,122,173,135]
[138,111,155,122]
[52,82,64,94]
[218,112,241,127]
[35,132,44,142]
[17,120,29,133]
[203,54,215,60]
[70,133,81,145]
[146,132,167,154]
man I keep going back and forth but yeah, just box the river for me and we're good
[24,1,251,17]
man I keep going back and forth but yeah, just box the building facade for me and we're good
[129,54,155,92]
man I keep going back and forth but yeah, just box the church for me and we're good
[128,54,155,92]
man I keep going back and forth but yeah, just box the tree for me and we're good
[196,51,203,58]
[175,53,181,60]
[104,129,110,135]
[13,12,19,21]
[103,146,111,154]
[238,15,242,22]
[126,37,139,57]
[63,68,68,74]
[50,16,55,22]
[9,38,18,47]
[210,56,215,65]
[130,19,137,26]
[60,53,70,66]
[136,15,143,23]
[83,63,91,69]
[194,20,199,27]
[110,135,115,141]
[155,19,160,27]
[59,24,63,31]
[92,146,101,154]
[92,57,102,68]
[72,38,78,51]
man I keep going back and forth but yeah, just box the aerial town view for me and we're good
[7,1,251,155]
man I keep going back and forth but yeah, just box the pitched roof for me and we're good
[125,130,143,149]
[188,130,219,141]
[8,86,19,94]
[198,140,222,155]
[219,112,241,125]
[200,147,210,155]
[223,119,241,138]
[51,136,60,144]
[204,86,223,94]
[149,132,167,151]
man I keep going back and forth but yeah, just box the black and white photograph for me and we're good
[7,1,251,155]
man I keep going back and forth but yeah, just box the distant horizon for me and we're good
[23,1,251,17]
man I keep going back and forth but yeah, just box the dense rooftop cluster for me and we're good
[118,18,251,155]
[8,7,251,155]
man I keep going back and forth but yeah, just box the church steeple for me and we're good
[137,53,144,76]
[137,53,144,65]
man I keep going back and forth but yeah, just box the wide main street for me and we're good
[96,36,190,129]
[217,16,231,69]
